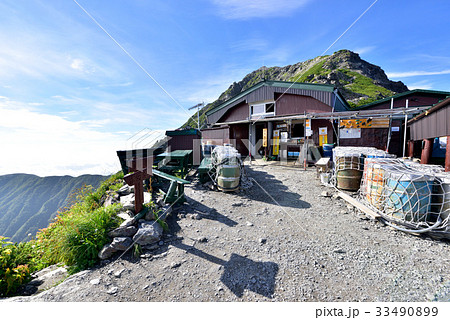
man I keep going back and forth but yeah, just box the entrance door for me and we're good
[230,124,249,156]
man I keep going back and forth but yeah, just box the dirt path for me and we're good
[6,162,450,302]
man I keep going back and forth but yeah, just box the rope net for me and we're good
[331,147,450,238]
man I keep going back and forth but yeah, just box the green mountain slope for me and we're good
[183,49,408,128]
[0,174,107,242]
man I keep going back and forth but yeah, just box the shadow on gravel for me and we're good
[174,242,278,298]
[183,197,238,227]
[241,166,311,209]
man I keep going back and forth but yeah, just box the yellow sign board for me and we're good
[319,127,327,146]
[273,130,280,155]
[262,128,268,147]
[340,118,389,129]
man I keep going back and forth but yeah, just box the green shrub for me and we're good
[33,172,125,274]
[0,237,33,296]
[0,171,126,295]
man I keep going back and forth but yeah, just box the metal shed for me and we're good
[408,96,450,171]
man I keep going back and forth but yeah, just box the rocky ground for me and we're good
[4,161,450,302]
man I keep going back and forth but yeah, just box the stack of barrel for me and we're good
[361,157,449,225]
[333,147,393,192]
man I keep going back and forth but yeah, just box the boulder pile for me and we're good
[98,183,172,260]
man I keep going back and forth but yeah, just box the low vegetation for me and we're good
[0,172,125,297]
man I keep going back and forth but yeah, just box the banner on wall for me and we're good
[340,128,361,139]
[305,119,312,136]
[340,118,389,129]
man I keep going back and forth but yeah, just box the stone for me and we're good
[188,213,201,220]
[246,221,254,226]
[132,221,163,246]
[120,218,135,228]
[117,211,133,221]
[90,278,100,285]
[104,194,119,207]
[170,262,181,269]
[117,185,131,196]
[110,237,133,251]
[107,286,118,295]
[98,244,117,260]
[321,191,332,197]
[108,225,138,238]
[197,236,208,243]
[114,268,125,278]
[143,192,151,205]
[120,194,135,211]
[259,238,267,244]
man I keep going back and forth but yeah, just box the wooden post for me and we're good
[420,138,433,164]
[446,136,450,172]
[124,157,153,213]
[408,140,414,158]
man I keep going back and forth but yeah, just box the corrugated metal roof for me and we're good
[356,89,450,110]
[205,80,339,117]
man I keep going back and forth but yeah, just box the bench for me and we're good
[153,169,190,204]
[198,157,214,183]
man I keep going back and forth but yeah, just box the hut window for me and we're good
[292,123,304,138]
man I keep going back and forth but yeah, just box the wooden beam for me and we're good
[338,191,381,219]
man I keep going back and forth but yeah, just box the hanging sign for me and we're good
[262,128,268,147]
[319,127,328,146]
[340,128,361,139]
[273,130,280,155]
[305,119,312,137]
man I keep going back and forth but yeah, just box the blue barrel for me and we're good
[384,171,434,222]
[323,144,334,158]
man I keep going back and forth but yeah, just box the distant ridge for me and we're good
[183,49,408,128]
[0,173,107,242]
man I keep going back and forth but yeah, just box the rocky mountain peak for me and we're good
[183,49,409,128]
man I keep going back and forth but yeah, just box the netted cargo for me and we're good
[211,145,242,192]
[332,147,395,191]
[359,158,450,238]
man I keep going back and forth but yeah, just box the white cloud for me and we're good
[353,46,376,55]
[406,80,434,90]
[211,0,311,20]
[0,99,125,177]
[387,69,450,78]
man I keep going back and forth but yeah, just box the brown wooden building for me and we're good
[339,89,450,156]
[203,80,349,158]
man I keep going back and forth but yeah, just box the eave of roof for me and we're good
[408,95,450,124]
[205,80,338,117]
[355,89,450,110]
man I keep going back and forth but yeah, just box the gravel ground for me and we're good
[5,161,450,302]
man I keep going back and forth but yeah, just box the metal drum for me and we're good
[364,162,385,208]
[363,158,398,209]
[384,171,434,222]
[432,174,450,221]
[217,164,240,192]
[323,144,334,158]
[335,154,363,191]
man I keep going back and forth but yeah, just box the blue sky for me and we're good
[1,0,450,176]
